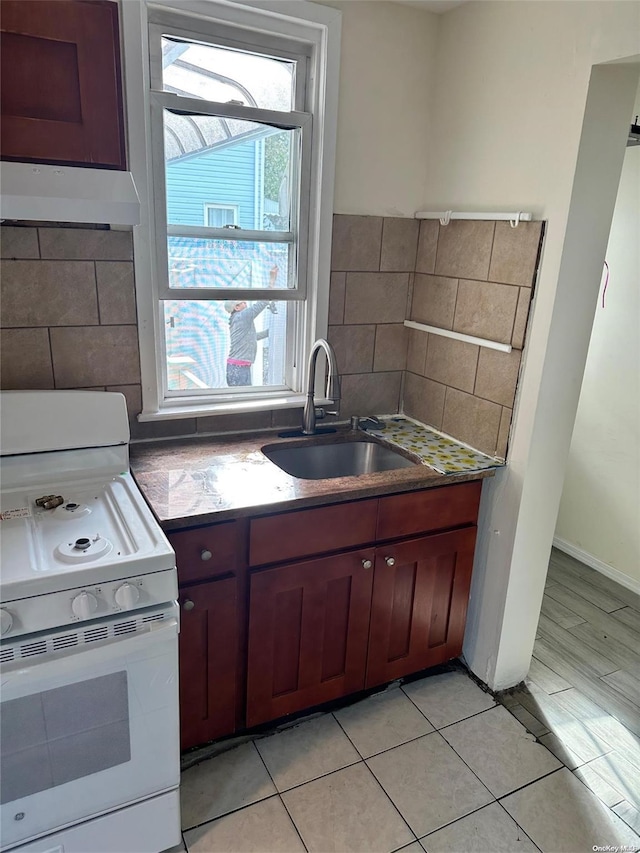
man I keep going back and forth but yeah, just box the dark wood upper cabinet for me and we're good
[0,0,126,169]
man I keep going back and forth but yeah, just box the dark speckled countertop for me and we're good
[130,426,496,531]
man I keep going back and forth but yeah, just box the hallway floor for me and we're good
[497,547,640,841]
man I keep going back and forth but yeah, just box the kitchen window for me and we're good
[122,1,340,420]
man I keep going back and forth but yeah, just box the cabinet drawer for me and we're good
[249,498,378,566]
[377,481,481,541]
[170,521,239,584]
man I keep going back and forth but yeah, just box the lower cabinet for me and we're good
[172,481,483,747]
[178,576,238,750]
[365,527,477,688]
[246,527,477,726]
[246,548,375,727]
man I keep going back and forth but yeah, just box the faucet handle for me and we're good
[351,415,384,431]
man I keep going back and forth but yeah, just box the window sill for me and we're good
[137,393,306,422]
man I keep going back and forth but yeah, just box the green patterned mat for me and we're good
[370,417,505,474]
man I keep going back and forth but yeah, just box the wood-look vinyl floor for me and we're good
[498,547,640,836]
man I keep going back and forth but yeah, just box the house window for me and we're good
[122,1,340,418]
[204,205,239,228]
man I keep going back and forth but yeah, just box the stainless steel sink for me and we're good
[262,437,417,480]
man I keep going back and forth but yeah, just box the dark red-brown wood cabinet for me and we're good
[365,526,477,689]
[169,521,242,750]
[169,480,483,748]
[0,0,126,168]
[246,548,376,726]
[245,482,481,728]
[178,577,239,750]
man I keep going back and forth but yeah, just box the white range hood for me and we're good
[0,161,141,226]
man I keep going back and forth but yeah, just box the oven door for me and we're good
[0,604,179,851]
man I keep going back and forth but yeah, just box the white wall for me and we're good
[319,0,438,216]
[425,1,640,689]
[555,138,640,588]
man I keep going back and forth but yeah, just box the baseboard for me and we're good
[553,536,640,596]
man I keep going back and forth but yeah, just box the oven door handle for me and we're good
[1,617,179,688]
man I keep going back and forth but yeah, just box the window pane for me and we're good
[164,300,289,391]
[165,111,295,233]
[161,36,295,112]
[167,236,292,290]
[205,205,237,227]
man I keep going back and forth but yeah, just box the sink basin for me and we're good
[262,437,417,480]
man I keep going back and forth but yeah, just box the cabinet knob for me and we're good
[361,558,373,569]
[183,599,195,611]
[200,549,212,561]
[385,556,396,567]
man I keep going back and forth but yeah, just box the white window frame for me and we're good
[204,204,239,227]
[121,0,341,421]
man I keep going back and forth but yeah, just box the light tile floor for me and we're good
[177,669,640,852]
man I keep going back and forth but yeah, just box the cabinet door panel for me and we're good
[179,577,238,749]
[1,0,125,168]
[366,527,477,688]
[247,549,374,726]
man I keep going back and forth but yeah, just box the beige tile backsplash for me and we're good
[423,335,479,395]
[434,221,495,280]
[379,218,419,272]
[330,215,383,272]
[415,219,438,274]
[488,222,543,287]
[38,227,134,261]
[399,217,543,458]
[343,272,410,325]
[411,274,458,329]
[1,215,542,456]
[453,279,519,345]
[1,327,55,390]
[329,215,413,417]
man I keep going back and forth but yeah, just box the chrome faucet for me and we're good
[301,339,341,435]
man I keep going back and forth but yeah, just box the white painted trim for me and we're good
[404,320,513,353]
[552,536,640,596]
[137,391,306,421]
[415,210,533,223]
[122,0,341,419]
[122,0,164,417]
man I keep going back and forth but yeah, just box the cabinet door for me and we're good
[366,527,477,689]
[246,549,375,727]
[179,576,238,749]
[0,0,125,168]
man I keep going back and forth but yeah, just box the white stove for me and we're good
[0,391,181,853]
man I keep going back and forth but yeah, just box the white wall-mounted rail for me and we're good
[404,320,512,353]
[415,210,533,227]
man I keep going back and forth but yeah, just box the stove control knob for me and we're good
[0,609,13,636]
[114,583,140,611]
[71,592,98,620]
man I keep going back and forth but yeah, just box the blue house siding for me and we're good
[166,140,258,229]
